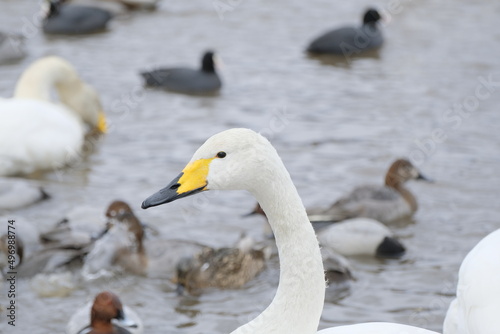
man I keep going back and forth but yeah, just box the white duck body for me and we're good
[0,56,105,176]
[141,128,439,334]
[316,217,405,258]
[443,229,500,334]
[0,178,49,211]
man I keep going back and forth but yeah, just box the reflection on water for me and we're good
[1,0,500,333]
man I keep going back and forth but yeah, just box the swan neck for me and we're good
[14,59,81,103]
[232,166,325,334]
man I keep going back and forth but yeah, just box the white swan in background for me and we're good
[141,128,439,334]
[443,229,500,334]
[0,56,106,176]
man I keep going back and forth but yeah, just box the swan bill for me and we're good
[142,158,212,209]
[97,111,107,133]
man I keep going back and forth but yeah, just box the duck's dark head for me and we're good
[46,0,62,18]
[201,51,216,73]
[363,8,381,24]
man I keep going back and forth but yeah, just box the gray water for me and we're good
[1,0,500,333]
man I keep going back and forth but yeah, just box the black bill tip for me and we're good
[141,172,207,209]
[416,173,433,182]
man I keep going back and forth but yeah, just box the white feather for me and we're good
[444,229,500,334]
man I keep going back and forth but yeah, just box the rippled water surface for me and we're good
[1,0,500,333]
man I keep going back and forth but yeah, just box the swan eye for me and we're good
[216,151,226,158]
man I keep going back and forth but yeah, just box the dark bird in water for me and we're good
[141,51,222,95]
[306,8,383,56]
[43,0,112,35]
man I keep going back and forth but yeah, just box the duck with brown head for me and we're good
[309,159,431,224]
[82,200,207,280]
[67,291,142,334]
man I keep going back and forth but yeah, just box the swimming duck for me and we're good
[0,56,106,176]
[0,31,26,65]
[0,233,24,276]
[248,202,405,258]
[40,203,133,247]
[312,159,430,224]
[67,291,143,334]
[16,241,90,278]
[175,234,268,295]
[82,200,206,279]
[4,213,94,279]
[63,0,159,12]
[322,247,355,302]
[141,128,438,334]
[317,218,405,258]
[0,178,49,211]
[443,229,500,334]
[43,0,113,35]
[306,8,383,56]
[141,51,222,95]
[61,0,127,16]
[118,0,160,10]
[15,206,111,278]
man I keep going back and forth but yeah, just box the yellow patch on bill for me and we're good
[178,158,214,194]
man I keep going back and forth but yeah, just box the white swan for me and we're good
[443,229,500,334]
[0,56,106,176]
[141,128,439,334]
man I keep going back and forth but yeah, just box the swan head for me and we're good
[142,128,276,209]
[60,82,107,134]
